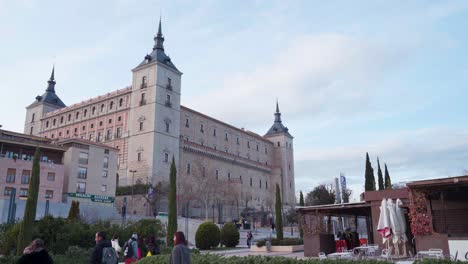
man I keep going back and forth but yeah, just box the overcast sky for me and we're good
[1,0,468,200]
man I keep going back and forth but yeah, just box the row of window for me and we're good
[76,182,107,194]
[138,92,172,107]
[44,100,126,129]
[5,168,55,183]
[4,187,54,199]
[140,76,173,90]
[77,153,109,179]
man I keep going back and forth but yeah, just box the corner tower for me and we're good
[264,101,295,207]
[24,66,66,135]
[126,19,182,185]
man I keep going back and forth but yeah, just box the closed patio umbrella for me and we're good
[377,198,392,243]
[396,199,408,256]
[387,199,402,255]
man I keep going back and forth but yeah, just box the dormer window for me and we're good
[141,76,147,89]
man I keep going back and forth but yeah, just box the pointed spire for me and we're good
[153,17,165,51]
[46,65,56,93]
[274,100,282,123]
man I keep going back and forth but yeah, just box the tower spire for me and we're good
[153,17,165,51]
[274,100,282,123]
[46,65,56,93]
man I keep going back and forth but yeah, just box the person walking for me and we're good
[17,239,53,264]
[246,231,253,248]
[89,231,118,264]
[170,231,190,264]
[123,233,139,264]
[110,234,121,258]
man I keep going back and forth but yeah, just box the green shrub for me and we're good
[0,222,21,255]
[220,223,240,247]
[195,222,220,250]
[256,238,303,247]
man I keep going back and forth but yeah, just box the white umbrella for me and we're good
[396,199,408,256]
[387,199,402,255]
[377,198,392,243]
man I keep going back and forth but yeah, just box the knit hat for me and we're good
[132,233,138,240]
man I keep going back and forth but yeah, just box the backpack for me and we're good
[102,247,118,264]
[123,239,134,258]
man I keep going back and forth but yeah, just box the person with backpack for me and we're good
[89,231,118,264]
[123,233,139,264]
[246,231,253,248]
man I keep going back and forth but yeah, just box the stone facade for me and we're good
[23,21,296,217]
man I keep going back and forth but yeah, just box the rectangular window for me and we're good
[82,125,86,131]
[259,179,262,188]
[78,167,87,179]
[106,129,112,140]
[200,124,204,133]
[215,170,219,180]
[19,188,28,197]
[102,171,108,178]
[101,185,107,192]
[30,127,33,135]
[240,175,243,184]
[116,127,121,138]
[79,152,88,164]
[186,163,191,174]
[118,116,122,121]
[202,167,206,177]
[103,157,109,168]
[139,122,144,131]
[165,122,170,133]
[247,141,250,148]
[228,172,231,180]
[237,137,240,145]
[21,170,30,184]
[225,133,228,141]
[88,133,93,141]
[164,153,169,162]
[6,169,16,183]
[45,190,53,199]
[277,142,280,146]
[141,76,147,88]
[213,129,216,137]
[257,145,259,151]
[185,119,189,128]
[108,119,112,124]
[47,172,55,181]
[31,113,35,122]
[4,187,15,196]
[97,132,102,142]
[137,152,142,161]
[104,149,109,154]
[265,148,268,154]
[76,182,86,194]
[250,178,252,187]
[266,180,268,189]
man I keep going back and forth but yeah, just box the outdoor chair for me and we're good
[318,252,327,259]
[366,244,379,256]
[381,248,392,261]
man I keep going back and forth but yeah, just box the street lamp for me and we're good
[129,170,137,216]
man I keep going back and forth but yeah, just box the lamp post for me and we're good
[129,170,137,217]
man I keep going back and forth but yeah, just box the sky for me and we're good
[1,0,468,200]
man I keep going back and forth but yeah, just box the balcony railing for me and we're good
[165,101,172,107]
[140,83,147,89]
[139,100,146,106]
[166,84,173,91]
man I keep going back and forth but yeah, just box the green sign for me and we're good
[68,193,115,203]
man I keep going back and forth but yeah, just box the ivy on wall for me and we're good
[408,189,433,235]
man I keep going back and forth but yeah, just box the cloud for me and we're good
[184,32,414,129]
[294,127,468,198]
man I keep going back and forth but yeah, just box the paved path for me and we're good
[203,248,309,259]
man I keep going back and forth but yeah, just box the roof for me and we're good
[264,102,292,138]
[28,67,66,109]
[407,175,468,189]
[181,105,274,145]
[297,201,371,217]
[134,19,180,73]
[0,129,66,152]
[56,138,119,151]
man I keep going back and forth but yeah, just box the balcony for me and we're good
[139,100,146,106]
[166,84,173,91]
[165,101,172,108]
[140,83,147,89]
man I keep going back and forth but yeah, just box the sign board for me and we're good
[68,193,115,203]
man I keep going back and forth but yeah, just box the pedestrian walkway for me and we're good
[203,247,308,259]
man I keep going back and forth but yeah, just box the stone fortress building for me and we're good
[23,20,295,218]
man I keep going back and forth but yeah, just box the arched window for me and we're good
[53,119,56,126]
[84,109,87,117]
[76,112,79,119]
[60,116,64,123]
[110,101,114,109]
[46,121,49,128]
[68,114,71,121]
[92,107,96,115]
[119,98,123,107]
[101,104,105,112]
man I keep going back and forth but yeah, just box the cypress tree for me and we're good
[275,184,283,240]
[17,147,41,255]
[167,156,177,247]
[299,191,304,238]
[384,164,392,189]
[364,153,376,191]
[377,158,384,190]
[67,201,80,221]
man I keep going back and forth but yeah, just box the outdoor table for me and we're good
[327,252,354,259]
[353,246,371,256]
[417,251,443,259]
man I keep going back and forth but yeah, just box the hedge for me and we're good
[136,254,395,263]
[256,238,303,247]
[195,222,220,250]
[220,223,240,247]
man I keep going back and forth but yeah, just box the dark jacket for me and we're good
[170,244,191,264]
[89,239,113,264]
[17,249,53,264]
